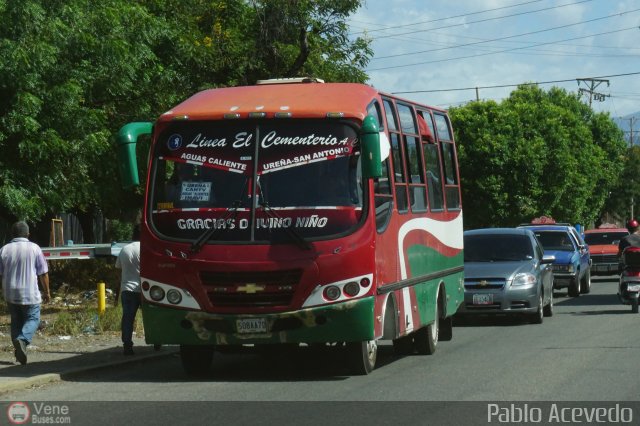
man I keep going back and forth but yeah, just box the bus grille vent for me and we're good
[201,269,302,308]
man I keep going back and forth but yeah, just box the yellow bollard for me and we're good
[97,282,106,314]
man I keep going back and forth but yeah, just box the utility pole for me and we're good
[577,78,610,108]
[627,116,637,147]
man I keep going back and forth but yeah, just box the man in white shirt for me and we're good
[0,221,50,365]
[115,225,141,355]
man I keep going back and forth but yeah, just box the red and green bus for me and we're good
[117,78,464,375]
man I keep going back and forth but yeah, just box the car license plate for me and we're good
[627,284,640,292]
[236,318,268,334]
[473,294,493,305]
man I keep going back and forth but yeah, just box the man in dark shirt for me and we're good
[618,219,640,257]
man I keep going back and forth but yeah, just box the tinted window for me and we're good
[464,234,533,262]
[534,231,576,251]
[434,114,452,140]
[397,103,417,134]
[423,144,444,211]
[367,101,383,129]
[406,135,426,212]
[584,232,628,245]
[383,100,398,131]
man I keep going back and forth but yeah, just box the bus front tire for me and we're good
[180,344,214,376]
[346,340,377,375]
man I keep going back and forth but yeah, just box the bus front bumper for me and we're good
[141,297,375,346]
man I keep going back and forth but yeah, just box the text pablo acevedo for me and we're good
[487,403,633,423]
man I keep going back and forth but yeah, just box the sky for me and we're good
[349,0,640,119]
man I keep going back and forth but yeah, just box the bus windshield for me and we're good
[149,119,364,243]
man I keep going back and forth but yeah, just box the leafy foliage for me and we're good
[603,145,640,223]
[0,0,371,231]
[450,85,626,229]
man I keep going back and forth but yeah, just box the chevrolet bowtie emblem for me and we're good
[237,283,265,294]
[478,280,489,287]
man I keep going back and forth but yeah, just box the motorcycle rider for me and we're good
[618,219,640,257]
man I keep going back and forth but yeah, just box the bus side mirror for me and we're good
[361,115,382,179]
[117,122,152,189]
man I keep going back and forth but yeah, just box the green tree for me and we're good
[0,0,371,240]
[603,145,640,223]
[450,85,626,229]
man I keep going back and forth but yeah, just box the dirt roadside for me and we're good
[0,290,145,359]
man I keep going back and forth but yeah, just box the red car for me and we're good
[584,225,629,275]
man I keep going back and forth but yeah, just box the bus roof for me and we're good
[157,82,446,123]
[158,82,379,122]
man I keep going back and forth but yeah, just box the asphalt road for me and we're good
[2,275,638,424]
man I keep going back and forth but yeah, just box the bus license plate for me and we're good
[473,294,493,305]
[627,284,640,292]
[236,318,268,334]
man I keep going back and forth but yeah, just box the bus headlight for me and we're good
[343,281,360,297]
[149,285,165,301]
[323,285,341,301]
[166,289,182,304]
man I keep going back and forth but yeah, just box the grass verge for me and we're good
[47,305,144,336]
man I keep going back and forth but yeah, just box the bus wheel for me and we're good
[180,344,214,376]
[415,306,439,355]
[346,340,377,375]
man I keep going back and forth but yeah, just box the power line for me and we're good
[391,71,640,95]
[367,26,639,71]
[365,0,596,41]
[372,7,640,60]
[349,0,549,36]
[351,24,640,61]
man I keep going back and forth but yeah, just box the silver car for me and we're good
[459,228,555,323]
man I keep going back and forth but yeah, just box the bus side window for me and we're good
[398,103,426,214]
[367,100,383,129]
[423,143,444,211]
[434,113,460,210]
[383,99,398,131]
[384,99,408,214]
[367,99,393,232]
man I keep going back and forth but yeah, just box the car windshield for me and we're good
[584,231,627,245]
[464,234,533,262]
[534,231,575,251]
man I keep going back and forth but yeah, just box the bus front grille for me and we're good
[201,269,302,308]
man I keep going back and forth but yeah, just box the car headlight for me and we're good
[512,273,537,286]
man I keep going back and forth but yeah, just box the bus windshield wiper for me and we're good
[190,201,242,253]
[260,202,312,251]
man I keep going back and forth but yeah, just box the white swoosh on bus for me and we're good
[397,212,464,280]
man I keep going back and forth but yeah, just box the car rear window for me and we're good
[534,231,575,251]
[584,232,627,245]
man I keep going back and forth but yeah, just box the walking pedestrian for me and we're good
[115,225,141,355]
[0,221,50,365]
